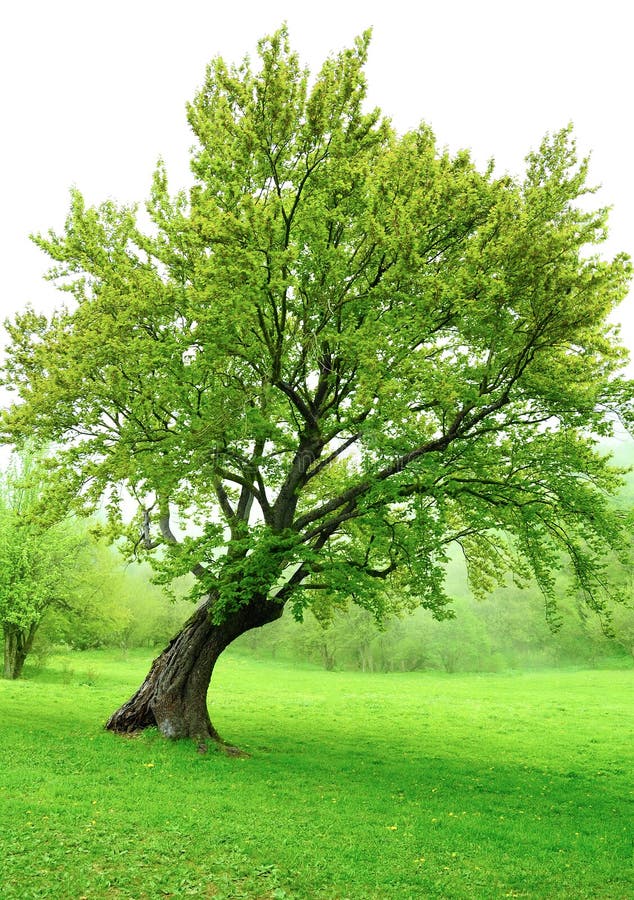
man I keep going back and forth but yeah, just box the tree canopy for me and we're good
[1,28,632,743]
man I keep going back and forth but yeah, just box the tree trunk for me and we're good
[105,593,284,752]
[3,622,38,680]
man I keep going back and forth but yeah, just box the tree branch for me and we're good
[304,431,362,483]
[214,478,237,523]
[158,499,207,579]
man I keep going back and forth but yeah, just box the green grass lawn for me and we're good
[0,649,632,899]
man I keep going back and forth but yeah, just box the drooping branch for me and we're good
[157,499,207,580]
[135,505,161,553]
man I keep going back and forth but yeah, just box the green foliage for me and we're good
[0,452,81,627]
[39,551,193,652]
[236,584,634,675]
[0,449,99,677]
[2,28,632,631]
[0,448,190,674]
[0,651,632,898]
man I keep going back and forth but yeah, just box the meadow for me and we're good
[0,650,632,899]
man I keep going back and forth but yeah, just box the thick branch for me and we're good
[236,438,266,524]
[293,381,522,535]
[214,478,237,523]
[275,380,317,426]
[272,430,325,530]
[293,414,469,534]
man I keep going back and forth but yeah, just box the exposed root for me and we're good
[195,735,251,758]
[220,742,250,759]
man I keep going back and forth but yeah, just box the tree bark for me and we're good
[105,593,284,752]
[2,622,38,679]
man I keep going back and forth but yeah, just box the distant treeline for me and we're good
[233,568,634,673]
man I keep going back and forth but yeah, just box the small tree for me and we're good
[0,450,90,678]
[2,29,632,748]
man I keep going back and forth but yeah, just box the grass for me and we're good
[0,649,632,899]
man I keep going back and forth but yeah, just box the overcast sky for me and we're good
[1,0,632,347]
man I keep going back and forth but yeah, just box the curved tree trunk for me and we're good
[105,593,284,752]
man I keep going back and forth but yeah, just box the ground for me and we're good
[0,649,632,899]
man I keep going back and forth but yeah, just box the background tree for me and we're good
[0,450,93,679]
[38,549,192,654]
[2,29,632,749]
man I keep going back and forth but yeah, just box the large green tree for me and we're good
[2,30,632,749]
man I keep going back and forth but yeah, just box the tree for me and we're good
[1,29,632,749]
[0,450,91,678]
[38,549,186,653]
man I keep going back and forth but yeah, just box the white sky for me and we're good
[1,0,632,348]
